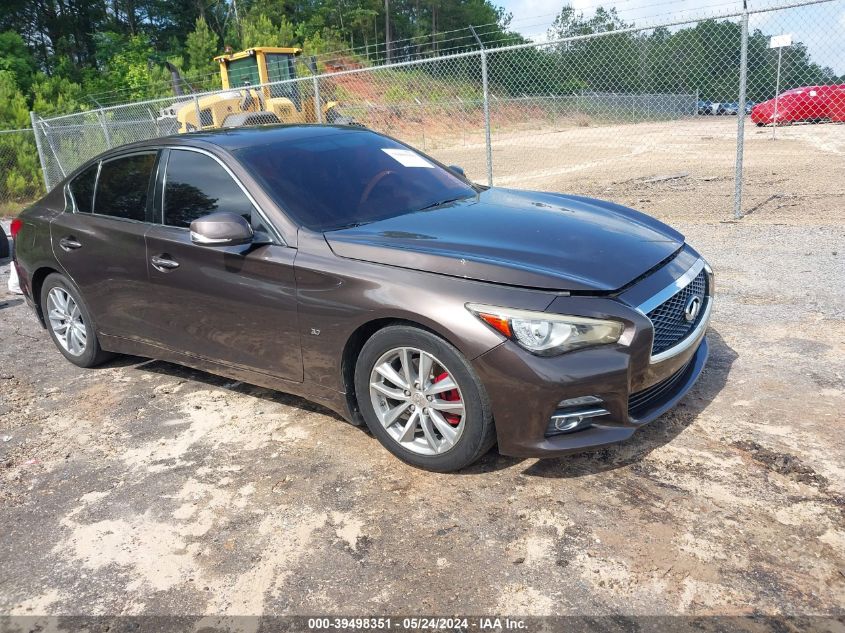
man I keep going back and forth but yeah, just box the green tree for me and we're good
[186,16,219,79]
[107,34,161,101]
[0,31,37,94]
[31,74,86,117]
[0,71,29,128]
[0,71,42,201]
[242,13,283,48]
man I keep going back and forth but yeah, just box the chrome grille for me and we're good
[646,269,708,355]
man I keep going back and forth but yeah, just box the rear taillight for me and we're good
[10,218,22,239]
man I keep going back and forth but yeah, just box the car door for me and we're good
[143,147,303,382]
[51,151,158,337]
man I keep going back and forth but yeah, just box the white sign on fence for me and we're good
[769,33,793,48]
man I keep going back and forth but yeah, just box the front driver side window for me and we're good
[163,150,257,229]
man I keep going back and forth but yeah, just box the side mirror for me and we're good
[448,165,466,178]
[190,212,254,247]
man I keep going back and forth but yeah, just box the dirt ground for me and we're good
[428,116,845,226]
[0,117,844,626]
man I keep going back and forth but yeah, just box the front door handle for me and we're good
[151,254,180,272]
[59,236,82,251]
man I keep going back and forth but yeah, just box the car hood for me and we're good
[324,188,684,292]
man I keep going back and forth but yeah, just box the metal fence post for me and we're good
[30,111,51,191]
[311,55,323,123]
[733,6,749,220]
[313,76,323,123]
[470,25,493,187]
[480,50,493,186]
[97,109,112,149]
[772,46,783,141]
[39,119,66,181]
[192,94,202,132]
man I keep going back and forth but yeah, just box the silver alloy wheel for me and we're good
[46,287,87,357]
[369,347,466,456]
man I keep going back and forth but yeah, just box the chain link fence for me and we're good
[741,0,845,222]
[0,128,43,215]
[27,0,845,222]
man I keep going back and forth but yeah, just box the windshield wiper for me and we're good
[417,195,471,212]
[327,220,374,231]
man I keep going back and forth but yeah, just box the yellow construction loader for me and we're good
[158,47,353,133]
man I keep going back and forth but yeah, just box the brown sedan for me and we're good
[12,125,713,472]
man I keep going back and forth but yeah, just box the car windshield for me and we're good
[234,130,477,231]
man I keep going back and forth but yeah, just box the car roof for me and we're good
[125,124,373,153]
[60,124,379,187]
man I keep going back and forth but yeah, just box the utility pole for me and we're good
[385,0,391,63]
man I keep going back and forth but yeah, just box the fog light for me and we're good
[554,415,585,432]
[547,407,609,436]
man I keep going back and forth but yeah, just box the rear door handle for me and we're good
[151,254,180,272]
[59,236,82,251]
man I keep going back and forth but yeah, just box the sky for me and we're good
[497,0,845,74]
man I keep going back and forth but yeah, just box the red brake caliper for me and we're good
[433,372,461,426]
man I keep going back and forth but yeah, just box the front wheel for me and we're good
[40,273,112,368]
[354,325,496,472]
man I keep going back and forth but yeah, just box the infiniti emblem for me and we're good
[684,295,703,322]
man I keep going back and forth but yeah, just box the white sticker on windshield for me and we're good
[381,148,435,168]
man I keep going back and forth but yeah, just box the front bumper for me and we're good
[471,248,712,458]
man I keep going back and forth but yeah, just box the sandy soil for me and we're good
[0,117,844,627]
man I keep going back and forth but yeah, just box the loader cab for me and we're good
[215,47,302,108]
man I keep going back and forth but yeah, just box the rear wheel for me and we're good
[354,325,495,472]
[40,273,112,368]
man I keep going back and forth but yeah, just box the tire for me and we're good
[0,231,9,259]
[40,273,113,368]
[354,325,496,472]
[223,111,281,128]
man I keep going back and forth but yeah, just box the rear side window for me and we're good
[94,153,156,221]
[68,163,99,214]
[163,150,256,228]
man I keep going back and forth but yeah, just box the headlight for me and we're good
[466,303,624,356]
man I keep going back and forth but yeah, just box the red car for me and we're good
[751,84,845,126]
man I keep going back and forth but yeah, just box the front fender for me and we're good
[293,231,555,392]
